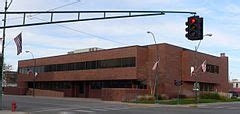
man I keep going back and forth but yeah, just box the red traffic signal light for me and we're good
[185,16,203,40]
[191,18,196,23]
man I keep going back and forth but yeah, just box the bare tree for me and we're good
[3,63,13,71]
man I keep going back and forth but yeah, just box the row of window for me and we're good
[28,82,72,89]
[28,80,147,91]
[90,80,133,89]
[199,83,214,91]
[206,64,219,74]
[19,57,136,74]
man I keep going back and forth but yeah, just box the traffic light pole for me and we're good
[0,0,10,110]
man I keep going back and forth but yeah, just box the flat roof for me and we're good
[20,43,225,62]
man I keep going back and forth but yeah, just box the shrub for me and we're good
[160,94,169,100]
[136,95,146,101]
[200,93,227,100]
[177,94,187,99]
[145,95,155,101]
[136,95,155,101]
[231,96,238,99]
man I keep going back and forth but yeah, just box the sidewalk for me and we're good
[5,95,102,103]
[0,111,27,114]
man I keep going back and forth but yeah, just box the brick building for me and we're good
[3,71,17,87]
[14,43,229,100]
[229,79,240,97]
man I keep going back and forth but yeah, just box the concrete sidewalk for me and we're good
[4,95,102,102]
[0,111,27,114]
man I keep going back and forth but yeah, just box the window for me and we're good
[200,83,214,91]
[75,62,86,70]
[86,61,97,69]
[49,65,57,72]
[21,57,136,73]
[91,81,102,89]
[35,66,44,73]
[121,57,136,67]
[79,83,84,93]
[56,64,64,71]
[67,63,75,71]
[97,59,121,68]
[206,64,219,74]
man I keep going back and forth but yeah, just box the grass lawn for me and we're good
[129,98,240,105]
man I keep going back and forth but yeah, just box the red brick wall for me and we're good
[17,43,229,99]
[136,47,149,81]
[146,44,229,98]
[3,87,27,95]
[89,89,102,98]
[101,88,148,101]
[29,88,64,97]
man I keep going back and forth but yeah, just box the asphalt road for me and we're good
[2,95,240,114]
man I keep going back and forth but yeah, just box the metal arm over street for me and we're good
[0,10,196,29]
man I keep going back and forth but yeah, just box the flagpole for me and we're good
[25,51,35,97]
[193,34,212,105]
[147,31,160,101]
[0,0,8,110]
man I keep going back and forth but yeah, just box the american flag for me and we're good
[152,60,159,70]
[201,60,207,72]
[190,66,195,76]
[14,33,22,55]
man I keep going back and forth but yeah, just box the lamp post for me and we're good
[25,50,36,97]
[194,33,212,104]
[147,31,160,100]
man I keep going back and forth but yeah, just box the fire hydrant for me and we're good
[11,100,17,112]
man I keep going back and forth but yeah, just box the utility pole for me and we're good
[0,0,8,110]
[1,0,13,110]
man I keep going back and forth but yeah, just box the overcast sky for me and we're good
[0,0,239,79]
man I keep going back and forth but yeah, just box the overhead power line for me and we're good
[4,0,127,45]
[6,0,81,21]
[33,17,128,45]
[5,0,127,47]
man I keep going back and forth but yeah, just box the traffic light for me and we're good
[185,16,203,40]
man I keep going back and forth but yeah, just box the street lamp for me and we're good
[25,50,36,97]
[194,33,212,104]
[147,31,160,100]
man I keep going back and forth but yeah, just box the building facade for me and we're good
[3,71,17,87]
[229,79,240,97]
[15,43,229,100]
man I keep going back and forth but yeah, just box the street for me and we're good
[2,95,240,114]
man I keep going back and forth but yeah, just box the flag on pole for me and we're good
[14,33,22,55]
[35,72,38,77]
[201,60,207,72]
[152,60,159,70]
[190,66,195,76]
